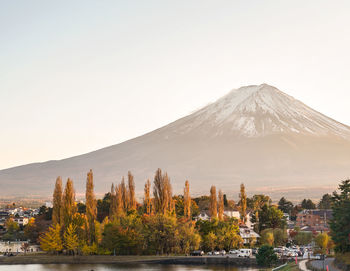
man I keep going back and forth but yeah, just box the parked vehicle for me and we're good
[213,251,220,255]
[229,249,238,254]
[207,251,212,255]
[190,250,204,256]
[220,250,226,255]
[238,249,252,258]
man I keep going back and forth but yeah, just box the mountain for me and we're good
[1,84,350,200]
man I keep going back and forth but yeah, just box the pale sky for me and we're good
[1,0,350,170]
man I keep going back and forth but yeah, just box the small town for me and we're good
[1,169,348,271]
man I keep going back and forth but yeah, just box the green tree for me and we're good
[97,192,111,222]
[204,232,217,252]
[318,194,332,209]
[273,228,287,246]
[293,231,313,245]
[301,199,316,209]
[102,213,144,255]
[5,218,19,234]
[177,219,201,254]
[278,197,293,214]
[330,180,350,253]
[253,205,286,232]
[143,213,178,254]
[223,194,228,207]
[256,245,278,267]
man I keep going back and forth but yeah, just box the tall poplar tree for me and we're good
[239,183,247,223]
[52,176,63,225]
[128,171,137,211]
[86,169,97,244]
[116,184,124,217]
[218,189,224,220]
[184,180,191,219]
[109,183,117,219]
[153,168,172,214]
[209,186,217,219]
[61,178,77,229]
[165,173,174,214]
[120,177,129,211]
[144,179,151,215]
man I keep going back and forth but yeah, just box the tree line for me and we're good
[38,168,245,255]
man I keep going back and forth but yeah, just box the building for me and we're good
[223,210,240,219]
[195,212,210,221]
[239,226,260,245]
[0,241,40,254]
[14,217,29,226]
[295,209,332,232]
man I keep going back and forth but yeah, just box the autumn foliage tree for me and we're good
[115,184,124,217]
[52,177,63,225]
[218,190,224,221]
[183,180,191,219]
[144,179,151,215]
[120,177,129,212]
[86,169,97,244]
[128,171,137,211]
[239,183,247,223]
[109,183,117,219]
[39,224,63,254]
[61,178,77,229]
[209,186,217,219]
[153,168,173,215]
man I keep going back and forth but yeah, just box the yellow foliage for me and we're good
[39,224,63,253]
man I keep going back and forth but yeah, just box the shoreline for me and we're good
[0,255,258,266]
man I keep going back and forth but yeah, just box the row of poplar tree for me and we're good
[39,168,244,255]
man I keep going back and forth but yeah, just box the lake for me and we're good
[0,264,260,271]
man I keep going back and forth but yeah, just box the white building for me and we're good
[195,212,210,221]
[223,210,240,219]
[239,226,260,245]
[14,217,29,226]
[0,241,40,254]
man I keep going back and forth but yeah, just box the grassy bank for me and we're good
[276,262,300,271]
[336,253,350,265]
[334,253,350,271]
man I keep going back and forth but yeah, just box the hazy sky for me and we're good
[1,0,350,170]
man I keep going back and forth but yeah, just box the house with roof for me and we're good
[239,225,260,245]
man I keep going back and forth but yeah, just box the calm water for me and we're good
[0,264,259,271]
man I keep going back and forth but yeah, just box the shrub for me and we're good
[256,245,278,267]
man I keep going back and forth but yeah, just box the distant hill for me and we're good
[1,84,350,200]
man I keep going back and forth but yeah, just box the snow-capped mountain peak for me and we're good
[172,84,350,138]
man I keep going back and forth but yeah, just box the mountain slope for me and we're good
[1,84,350,199]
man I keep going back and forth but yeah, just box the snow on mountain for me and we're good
[1,84,350,199]
[167,84,350,138]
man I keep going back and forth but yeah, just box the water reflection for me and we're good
[0,264,259,271]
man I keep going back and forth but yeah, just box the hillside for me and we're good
[1,84,350,200]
